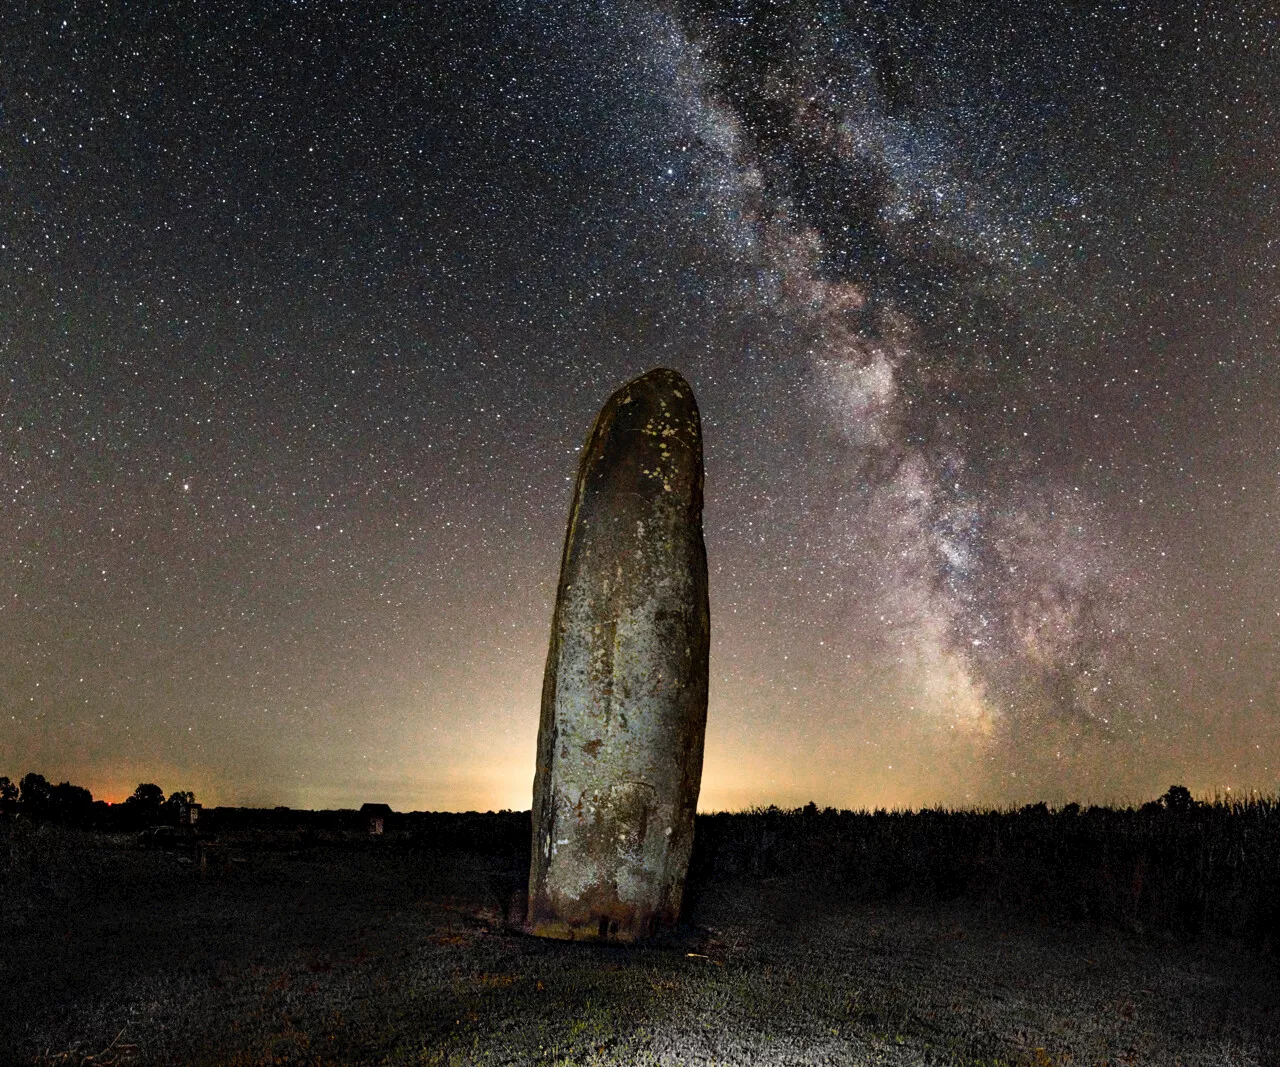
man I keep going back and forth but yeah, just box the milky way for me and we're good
[656,2,1159,796]
[3,1,1278,810]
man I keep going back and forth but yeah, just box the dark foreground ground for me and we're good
[2,818,1277,1067]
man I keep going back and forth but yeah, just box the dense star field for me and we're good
[3,1,1278,811]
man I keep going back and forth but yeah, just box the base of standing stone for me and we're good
[525,918,649,943]
[525,899,677,943]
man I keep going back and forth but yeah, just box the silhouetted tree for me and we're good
[10,774,96,825]
[1162,784,1196,814]
[122,782,165,827]
[19,772,52,817]
[0,776,17,813]
[49,781,93,825]
[129,782,164,806]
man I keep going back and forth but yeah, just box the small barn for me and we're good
[360,802,393,836]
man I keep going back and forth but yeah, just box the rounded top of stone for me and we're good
[625,366,692,390]
[608,367,698,415]
[571,366,704,516]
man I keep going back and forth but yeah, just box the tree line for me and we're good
[0,773,198,830]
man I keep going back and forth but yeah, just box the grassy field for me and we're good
[1,811,1277,1066]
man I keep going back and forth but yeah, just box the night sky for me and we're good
[4,1,1278,812]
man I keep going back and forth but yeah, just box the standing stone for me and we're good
[528,367,710,942]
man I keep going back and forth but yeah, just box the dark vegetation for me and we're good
[4,771,1277,949]
[687,789,1280,950]
[0,774,201,832]
[2,778,1278,1065]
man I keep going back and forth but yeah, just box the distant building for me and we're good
[168,797,202,827]
[360,802,393,835]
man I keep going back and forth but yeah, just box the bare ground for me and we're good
[1,824,1276,1066]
